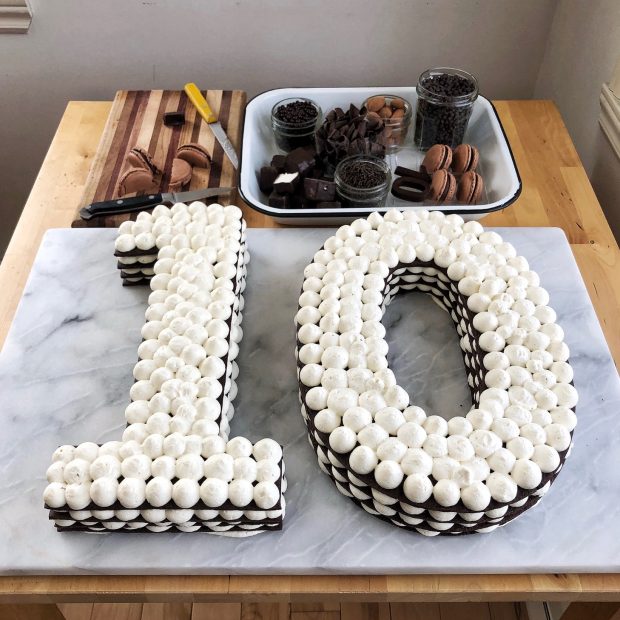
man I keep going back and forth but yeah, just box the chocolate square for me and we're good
[284,147,316,177]
[268,191,291,209]
[259,166,279,193]
[270,155,287,172]
[304,178,336,202]
[163,111,185,126]
[273,172,299,195]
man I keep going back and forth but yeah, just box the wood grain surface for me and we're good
[0,100,619,610]
[73,89,245,228]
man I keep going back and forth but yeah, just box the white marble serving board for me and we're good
[0,227,619,575]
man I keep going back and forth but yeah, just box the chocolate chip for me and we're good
[274,100,318,125]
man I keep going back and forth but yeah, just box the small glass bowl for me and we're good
[335,155,391,209]
[271,97,322,152]
[362,94,412,153]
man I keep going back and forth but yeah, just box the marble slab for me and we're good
[0,227,618,575]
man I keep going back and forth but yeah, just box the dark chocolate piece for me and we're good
[270,155,287,172]
[259,166,279,193]
[394,166,431,182]
[284,147,316,176]
[268,191,291,209]
[304,177,336,202]
[273,172,299,195]
[163,111,185,127]
[391,177,429,202]
[315,105,389,167]
[291,194,313,209]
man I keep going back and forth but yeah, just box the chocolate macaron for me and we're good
[421,144,452,174]
[168,158,193,192]
[125,147,162,176]
[457,170,484,204]
[117,167,160,197]
[428,169,457,204]
[176,143,211,168]
[452,144,479,175]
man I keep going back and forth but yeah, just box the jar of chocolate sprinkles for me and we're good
[334,155,391,209]
[414,67,479,150]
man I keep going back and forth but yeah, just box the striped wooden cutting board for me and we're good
[73,89,246,228]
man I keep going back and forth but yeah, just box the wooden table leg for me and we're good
[560,602,620,620]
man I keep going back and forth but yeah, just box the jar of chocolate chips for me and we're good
[414,67,479,150]
[271,97,322,152]
[334,155,391,209]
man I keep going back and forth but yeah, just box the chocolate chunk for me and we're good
[259,166,279,193]
[315,105,388,166]
[316,201,342,209]
[270,155,287,172]
[163,111,185,127]
[268,191,291,209]
[273,172,299,194]
[285,146,316,176]
[304,178,336,201]
[291,194,313,209]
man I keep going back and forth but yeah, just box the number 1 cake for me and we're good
[43,202,286,535]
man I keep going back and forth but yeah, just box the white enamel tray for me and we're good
[239,87,521,224]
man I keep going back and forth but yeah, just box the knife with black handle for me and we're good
[79,187,235,220]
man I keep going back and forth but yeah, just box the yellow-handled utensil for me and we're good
[184,82,238,169]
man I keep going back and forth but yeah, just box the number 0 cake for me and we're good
[296,209,576,535]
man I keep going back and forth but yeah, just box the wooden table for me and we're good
[0,100,619,620]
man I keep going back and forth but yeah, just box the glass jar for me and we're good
[414,67,479,150]
[271,97,322,152]
[362,94,412,153]
[335,155,391,209]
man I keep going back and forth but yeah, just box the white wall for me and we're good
[0,0,556,255]
[0,0,557,255]
[535,0,620,239]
